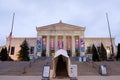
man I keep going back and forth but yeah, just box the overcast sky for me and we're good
[0,0,120,46]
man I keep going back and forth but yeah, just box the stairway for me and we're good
[71,61,99,76]
[0,61,29,75]
[94,61,120,75]
[25,57,52,75]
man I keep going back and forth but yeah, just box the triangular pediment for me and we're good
[36,21,85,31]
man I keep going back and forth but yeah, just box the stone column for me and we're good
[72,35,75,57]
[46,35,50,57]
[55,36,58,51]
[63,35,66,50]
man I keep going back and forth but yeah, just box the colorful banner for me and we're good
[75,38,79,50]
[50,38,54,50]
[42,38,46,50]
[36,39,41,52]
[58,38,63,49]
[80,38,85,52]
[67,37,71,50]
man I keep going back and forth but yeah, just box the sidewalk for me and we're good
[0,76,120,80]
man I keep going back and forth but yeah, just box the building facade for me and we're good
[6,21,116,60]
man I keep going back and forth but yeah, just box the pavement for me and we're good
[0,76,120,80]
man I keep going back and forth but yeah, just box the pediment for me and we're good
[36,21,85,31]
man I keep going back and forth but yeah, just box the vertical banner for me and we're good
[36,39,41,53]
[58,38,63,49]
[75,38,79,50]
[50,38,54,50]
[67,37,71,50]
[42,37,46,50]
[80,38,85,52]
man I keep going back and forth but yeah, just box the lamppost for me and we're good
[106,13,114,60]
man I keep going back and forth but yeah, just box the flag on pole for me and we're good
[7,32,12,39]
[8,12,15,55]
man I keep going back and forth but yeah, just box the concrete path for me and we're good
[0,76,120,80]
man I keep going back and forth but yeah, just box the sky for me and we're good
[0,0,120,46]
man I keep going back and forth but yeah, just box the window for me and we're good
[11,47,15,55]
[30,47,34,54]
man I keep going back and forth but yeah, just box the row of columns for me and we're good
[38,35,82,57]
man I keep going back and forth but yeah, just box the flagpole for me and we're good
[106,13,114,60]
[8,13,15,55]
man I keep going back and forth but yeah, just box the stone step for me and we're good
[72,62,99,75]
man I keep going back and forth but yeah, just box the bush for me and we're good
[99,43,107,61]
[0,47,8,61]
[18,39,30,61]
[92,44,100,61]
[116,43,120,60]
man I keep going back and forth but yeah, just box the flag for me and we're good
[7,32,12,39]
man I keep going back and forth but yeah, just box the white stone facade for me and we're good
[5,22,116,60]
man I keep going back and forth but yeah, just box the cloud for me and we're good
[0,0,120,45]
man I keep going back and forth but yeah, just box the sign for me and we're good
[42,66,50,78]
[79,57,82,62]
[70,65,77,77]
[100,65,107,75]
[83,56,87,62]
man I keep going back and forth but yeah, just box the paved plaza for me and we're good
[0,76,120,80]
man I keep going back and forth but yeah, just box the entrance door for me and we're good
[56,55,68,77]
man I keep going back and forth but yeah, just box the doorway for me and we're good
[56,55,68,77]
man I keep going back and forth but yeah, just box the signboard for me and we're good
[42,66,50,78]
[83,56,87,62]
[70,65,77,77]
[29,54,34,60]
[79,57,82,62]
[100,65,107,75]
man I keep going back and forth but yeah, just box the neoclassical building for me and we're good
[6,21,116,60]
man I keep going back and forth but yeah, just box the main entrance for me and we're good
[55,55,68,77]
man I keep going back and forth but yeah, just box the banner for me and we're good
[75,38,79,50]
[42,38,46,50]
[67,37,71,50]
[36,39,41,53]
[80,38,85,52]
[58,38,63,49]
[50,38,54,50]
